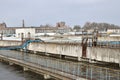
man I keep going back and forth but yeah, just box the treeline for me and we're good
[82,22,120,30]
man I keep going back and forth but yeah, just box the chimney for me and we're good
[22,20,25,28]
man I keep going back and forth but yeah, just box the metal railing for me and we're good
[87,41,120,48]
[0,50,120,80]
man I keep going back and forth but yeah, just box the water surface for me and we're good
[0,62,53,80]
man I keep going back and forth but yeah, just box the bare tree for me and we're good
[73,25,81,31]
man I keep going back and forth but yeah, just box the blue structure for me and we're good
[0,39,44,50]
[97,41,120,46]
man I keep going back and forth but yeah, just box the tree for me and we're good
[73,25,81,31]
[83,22,120,30]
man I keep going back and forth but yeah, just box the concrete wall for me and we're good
[87,47,120,64]
[0,40,119,64]
[0,40,21,46]
[28,43,82,59]
[28,42,120,64]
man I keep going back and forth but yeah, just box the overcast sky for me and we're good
[0,0,120,27]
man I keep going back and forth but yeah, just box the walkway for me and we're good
[0,50,120,80]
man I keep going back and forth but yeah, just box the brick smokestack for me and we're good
[22,20,25,28]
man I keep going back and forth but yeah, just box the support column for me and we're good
[78,57,82,61]
[0,59,2,62]
[23,67,29,71]
[44,74,51,79]
[33,51,37,54]
[20,49,24,51]
[89,59,96,63]
[60,55,66,59]
[9,62,14,65]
